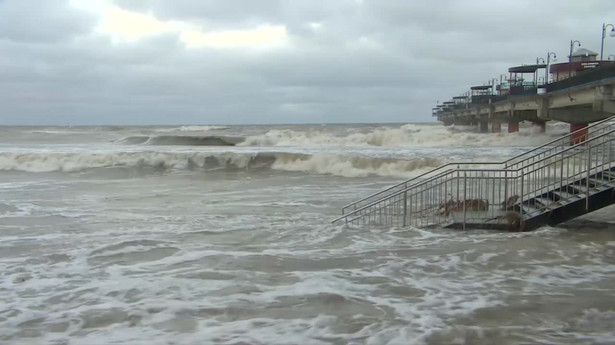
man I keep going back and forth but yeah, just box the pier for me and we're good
[434,48,615,137]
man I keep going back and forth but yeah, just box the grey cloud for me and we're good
[0,0,95,43]
[114,0,284,27]
[1,0,615,125]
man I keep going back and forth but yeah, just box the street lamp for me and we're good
[568,40,581,80]
[535,58,546,85]
[546,52,556,84]
[569,40,581,62]
[600,23,615,60]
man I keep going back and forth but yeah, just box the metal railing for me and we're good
[334,116,615,228]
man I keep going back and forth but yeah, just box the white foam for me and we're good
[0,151,443,178]
[27,129,85,134]
[272,153,442,178]
[240,123,566,148]
[179,125,229,132]
[151,125,229,133]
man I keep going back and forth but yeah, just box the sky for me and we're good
[1,0,615,125]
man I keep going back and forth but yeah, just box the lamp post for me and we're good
[569,40,581,80]
[569,40,581,62]
[546,52,556,84]
[499,74,505,96]
[536,58,545,85]
[600,23,615,60]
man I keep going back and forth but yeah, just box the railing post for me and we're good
[456,166,460,209]
[403,191,408,227]
[504,163,509,211]
[463,173,467,231]
[560,149,564,193]
[444,182,448,220]
[587,141,592,210]
[520,170,524,216]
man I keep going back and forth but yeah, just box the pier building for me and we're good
[434,48,615,139]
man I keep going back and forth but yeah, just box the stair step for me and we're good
[545,191,562,201]
[600,170,615,179]
[551,190,581,200]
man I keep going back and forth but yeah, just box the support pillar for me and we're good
[531,120,546,133]
[479,120,489,133]
[570,123,588,145]
[491,121,502,133]
[507,120,519,133]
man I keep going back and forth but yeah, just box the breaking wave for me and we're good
[239,124,566,147]
[151,125,230,133]
[178,125,229,132]
[0,151,442,178]
[116,124,564,149]
[117,135,243,146]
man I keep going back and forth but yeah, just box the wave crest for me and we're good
[239,124,564,148]
[0,151,442,178]
[117,135,242,146]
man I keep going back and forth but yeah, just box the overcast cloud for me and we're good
[1,0,614,125]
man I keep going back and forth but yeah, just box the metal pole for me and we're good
[463,173,467,231]
[546,54,549,85]
[546,52,556,85]
[504,163,509,210]
[569,40,581,80]
[601,23,615,60]
[520,170,524,216]
[602,23,606,61]
[587,142,592,210]
[403,191,407,227]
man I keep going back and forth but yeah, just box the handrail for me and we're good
[334,124,615,225]
[341,116,615,215]
[505,118,614,168]
[341,162,499,213]
[353,128,613,213]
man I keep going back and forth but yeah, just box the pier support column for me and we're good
[507,120,519,133]
[479,120,489,133]
[491,121,502,133]
[531,120,546,133]
[570,123,588,145]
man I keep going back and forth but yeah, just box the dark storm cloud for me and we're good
[1,0,615,125]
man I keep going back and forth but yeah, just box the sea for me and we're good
[1,122,615,345]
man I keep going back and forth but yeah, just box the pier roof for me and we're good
[508,64,547,73]
[571,48,598,57]
[470,85,492,90]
